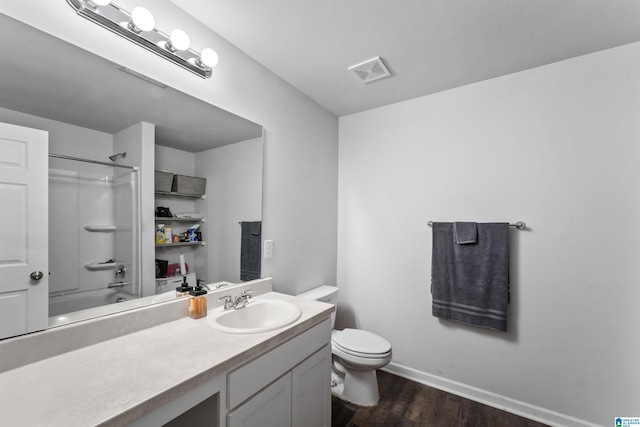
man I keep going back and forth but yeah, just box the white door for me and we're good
[0,122,48,339]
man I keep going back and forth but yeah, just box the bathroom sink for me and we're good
[207,299,302,334]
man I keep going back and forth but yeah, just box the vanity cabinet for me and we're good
[291,344,332,427]
[131,317,332,427]
[227,318,332,427]
[228,372,293,427]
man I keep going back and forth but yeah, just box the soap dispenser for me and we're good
[189,285,207,319]
[175,275,193,297]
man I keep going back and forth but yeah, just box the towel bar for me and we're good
[427,221,526,229]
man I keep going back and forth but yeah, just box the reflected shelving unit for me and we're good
[154,175,206,249]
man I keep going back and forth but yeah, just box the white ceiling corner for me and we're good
[170,0,640,117]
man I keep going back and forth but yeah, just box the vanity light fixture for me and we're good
[128,7,155,34]
[166,29,190,52]
[66,0,218,78]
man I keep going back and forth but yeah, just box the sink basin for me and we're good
[207,299,302,334]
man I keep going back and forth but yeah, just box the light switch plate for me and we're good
[264,240,273,259]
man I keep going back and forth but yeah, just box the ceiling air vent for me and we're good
[348,56,391,84]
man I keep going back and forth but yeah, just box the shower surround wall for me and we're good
[48,164,139,316]
[338,42,640,426]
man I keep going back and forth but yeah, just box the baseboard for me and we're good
[382,362,601,427]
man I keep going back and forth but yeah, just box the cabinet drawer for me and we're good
[228,318,331,409]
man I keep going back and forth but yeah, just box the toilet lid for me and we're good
[332,329,391,356]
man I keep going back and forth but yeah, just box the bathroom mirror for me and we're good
[0,14,263,338]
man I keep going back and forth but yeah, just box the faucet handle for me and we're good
[218,294,234,309]
[241,289,253,297]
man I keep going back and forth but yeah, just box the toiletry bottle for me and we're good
[175,275,193,297]
[156,224,165,244]
[188,224,200,242]
[165,227,172,244]
[189,285,207,319]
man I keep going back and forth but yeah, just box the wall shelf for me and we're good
[155,191,205,200]
[155,217,204,223]
[84,225,116,232]
[155,241,206,248]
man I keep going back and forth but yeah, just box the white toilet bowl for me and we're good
[297,285,393,406]
[330,328,392,406]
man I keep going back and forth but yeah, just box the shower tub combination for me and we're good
[48,153,141,320]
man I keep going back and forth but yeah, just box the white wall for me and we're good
[338,43,640,426]
[0,107,113,161]
[195,138,263,283]
[114,123,155,297]
[0,0,339,296]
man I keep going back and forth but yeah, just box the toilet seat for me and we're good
[332,329,391,359]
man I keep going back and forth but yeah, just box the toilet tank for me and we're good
[297,285,339,327]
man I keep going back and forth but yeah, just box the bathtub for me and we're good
[48,288,134,327]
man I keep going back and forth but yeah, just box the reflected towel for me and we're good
[241,221,261,281]
[431,222,509,331]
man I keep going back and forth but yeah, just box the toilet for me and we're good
[298,285,392,406]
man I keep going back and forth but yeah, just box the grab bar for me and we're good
[108,281,132,288]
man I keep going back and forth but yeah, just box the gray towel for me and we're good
[241,221,261,281]
[431,222,509,331]
[453,222,477,244]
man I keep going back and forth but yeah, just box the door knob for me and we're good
[30,271,44,281]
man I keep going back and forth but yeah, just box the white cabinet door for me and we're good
[228,372,292,427]
[292,344,332,427]
[0,122,48,339]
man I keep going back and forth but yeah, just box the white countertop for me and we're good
[0,291,333,427]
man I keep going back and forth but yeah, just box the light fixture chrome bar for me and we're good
[66,0,213,78]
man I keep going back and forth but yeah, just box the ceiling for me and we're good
[171,0,640,117]
[0,14,262,153]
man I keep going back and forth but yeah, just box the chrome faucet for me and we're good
[234,290,253,309]
[219,290,254,310]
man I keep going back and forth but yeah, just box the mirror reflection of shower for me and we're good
[48,153,141,320]
[108,152,126,162]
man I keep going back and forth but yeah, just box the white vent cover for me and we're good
[348,56,391,84]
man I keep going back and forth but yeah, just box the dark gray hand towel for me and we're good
[453,222,477,244]
[241,221,261,281]
[431,222,509,331]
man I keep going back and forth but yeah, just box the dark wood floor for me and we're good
[332,370,550,427]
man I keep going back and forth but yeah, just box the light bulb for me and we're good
[129,7,155,33]
[168,29,190,51]
[198,48,219,68]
